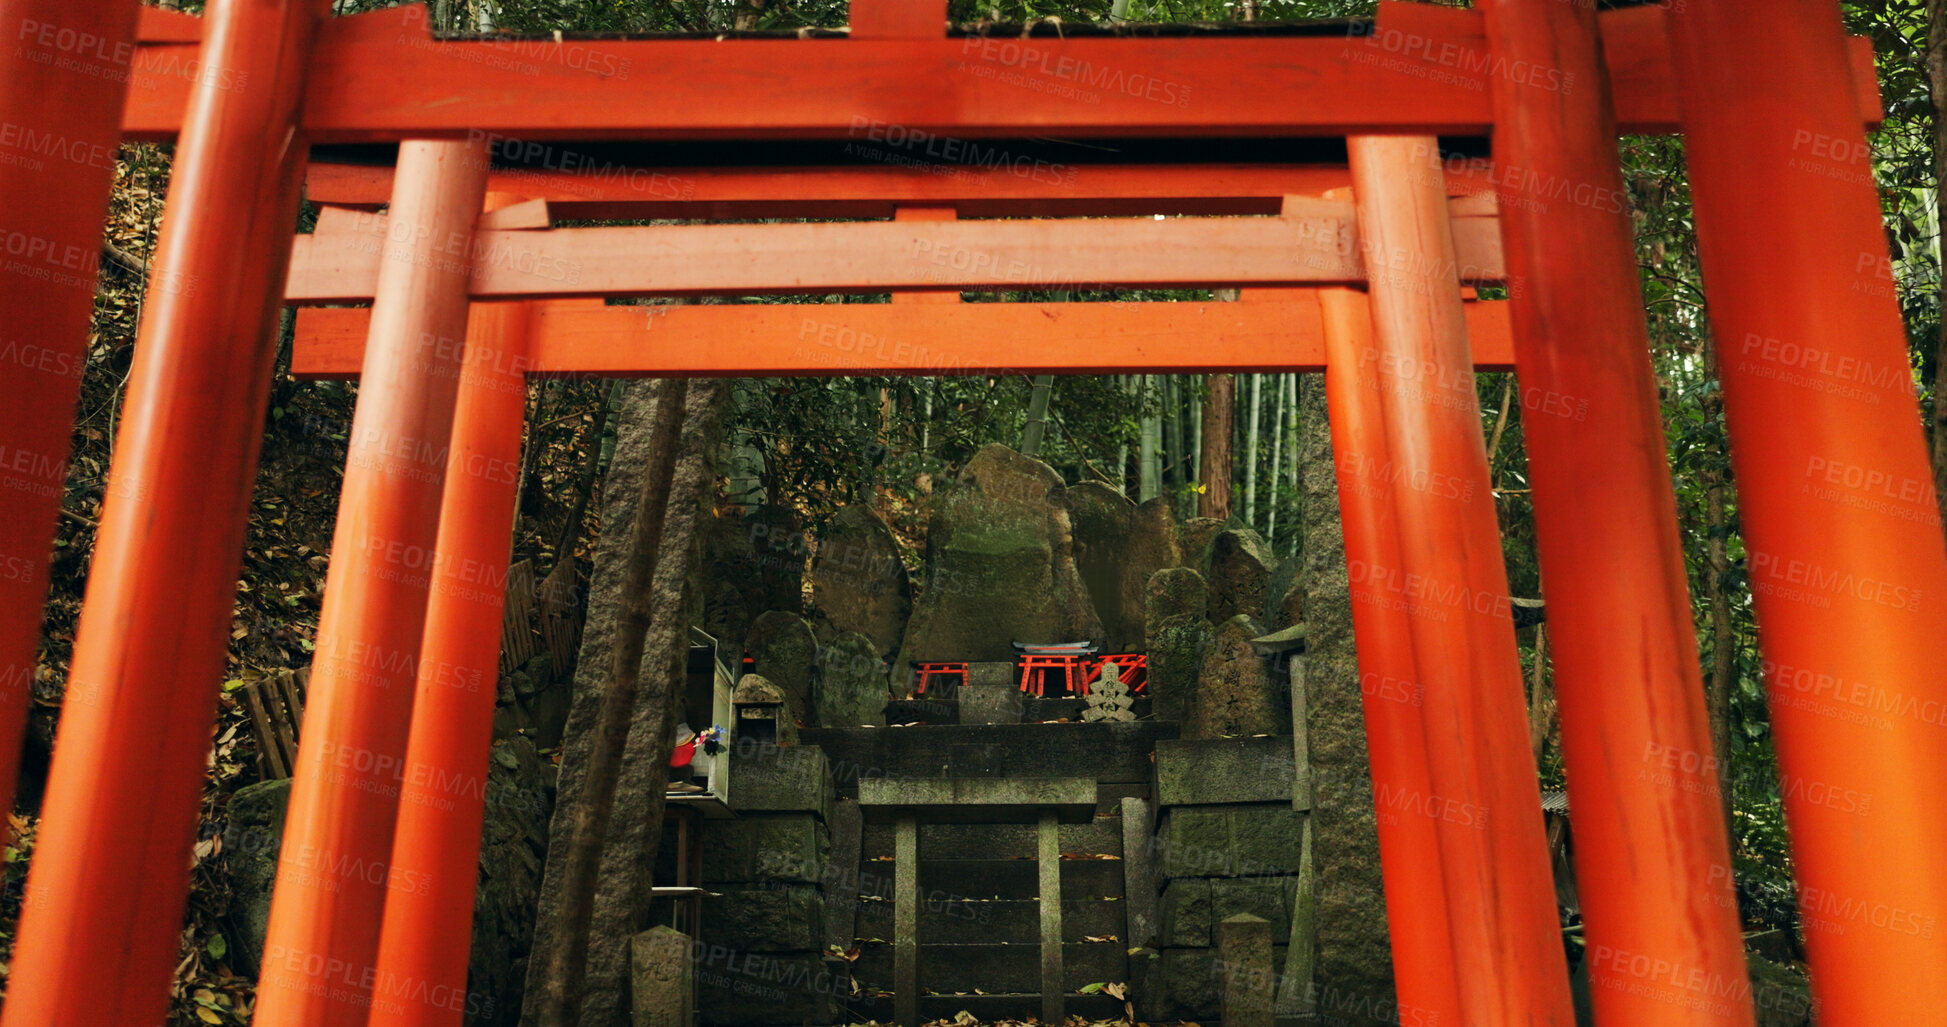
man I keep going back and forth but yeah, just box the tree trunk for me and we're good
[725,380,765,513]
[1699,340,1739,826]
[524,380,732,1027]
[1699,391,1738,827]
[1265,374,1286,546]
[1189,384,1203,518]
[1199,373,1234,520]
[1118,375,1135,494]
[1285,374,1301,554]
[615,380,734,921]
[1528,625,1558,763]
[921,378,935,457]
[1244,373,1263,531]
[1019,374,1054,456]
[1163,376,1181,488]
[1139,375,1162,501]
[550,395,615,568]
[530,379,688,1025]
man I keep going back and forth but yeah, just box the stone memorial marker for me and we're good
[1188,615,1279,738]
[1145,566,1209,725]
[812,629,890,727]
[630,925,695,1027]
[1217,913,1274,1027]
[1067,483,1181,653]
[743,611,817,725]
[1082,660,1138,722]
[893,444,1102,671]
[1205,526,1274,623]
[960,660,1024,724]
[1178,516,1225,570]
[746,504,808,615]
[808,505,912,657]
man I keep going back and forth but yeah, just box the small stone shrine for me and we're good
[1081,660,1137,723]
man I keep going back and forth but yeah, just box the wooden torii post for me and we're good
[0,1,1936,1026]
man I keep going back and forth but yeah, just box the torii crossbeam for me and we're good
[0,1,1940,1026]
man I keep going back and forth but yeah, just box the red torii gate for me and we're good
[0,1,1940,1026]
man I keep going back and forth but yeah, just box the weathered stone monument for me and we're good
[1177,516,1225,569]
[746,504,808,615]
[630,926,695,1027]
[1267,555,1306,631]
[1205,526,1274,623]
[808,505,911,658]
[1188,615,1279,739]
[959,660,1023,724]
[1217,914,1276,1027]
[813,629,890,727]
[1067,483,1180,653]
[1082,661,1137,722]
[893,445,1101,670]
[1144,567,1209,725]
[742,611,817,726]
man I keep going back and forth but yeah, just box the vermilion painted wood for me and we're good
[0,0,143,836]
[1318,285,1464,1026]
[137,5,204,41]
[282,212,1507,302]
[1478,2,1754,1023]
[302,160,1505,221]
[1346,136,1573,1025]
[114,4,1881,143]
[0,0,327,1023]
[851,0,945,39]
[255,139,492,1027]
[1668,4,1947,1021]
[371,196,535,1027]
[892,206,963,304]
[287,296,1520,377]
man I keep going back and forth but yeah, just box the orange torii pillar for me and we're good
[371,197,537,1027]
[0,0,327,1022]
[1668,3,1947,1020]
[0,0,143,825]
[255,138,491,1027]
[1479,1,1754,1023]
[1344,136,1574,1024]
[1316,284,1464,1026]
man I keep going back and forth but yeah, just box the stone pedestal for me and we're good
[1216,914,1274,1027]
[1039,810,1065,1027]
[632,926,695,1027]
[960,661,1023,724]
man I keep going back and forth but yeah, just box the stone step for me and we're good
[861,816,1124,860]
[851,941,1128,994]
[853,896,1125,945]
[842,991,1130,1023]
[869,857,1122,900]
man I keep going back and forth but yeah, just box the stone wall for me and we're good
[1141,736,1308,1022]
[650,744,844,1026]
